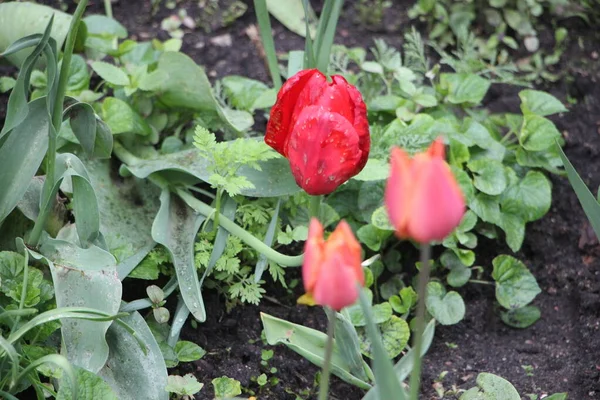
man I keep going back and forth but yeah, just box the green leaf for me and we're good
[0,251,52,307]
[152,190,206,322]
[56,366,118,400]
[82,158,159,279]
[357,224,391,251]
[212,376,242,399]
[65,54,90,93]
[34,235,122,373]
[102,97,152,136]
[500,171,551,222]
[0,98,50,224]
[371,206,394,231]
[499,213,525,252]
[389,287,417,314]
[346,301,393,327]
[359,315,410,359]
[91,61,130,86]
[0,2,72,67]
[67,102,97,155]
[519,90,567,117]
[98,310,168,400]
[425,282,466,325]
[499,305,541,328]
[467,159,507,196]
[166,374,204,396]
[441,73,491,105]
[492,255,541,309]
[266,0,316,37]
[558,144,600,241]
[332,311,371,382]
[519,114,561,151]
[447,264,472,288]
[545,394,568,400]
[353,159,390,181]
[460,373,521,400]
[221,75,270,111]
[260,312,371,389]
[122,148,301,198]
[174,341,206,362]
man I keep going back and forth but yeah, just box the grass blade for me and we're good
[253,0,282,89]
[315,0,343,73]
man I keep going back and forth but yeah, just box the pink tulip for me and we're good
[385,138,466,243]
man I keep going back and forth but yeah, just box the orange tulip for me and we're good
[301,219,364,311]
[384,138,466,243]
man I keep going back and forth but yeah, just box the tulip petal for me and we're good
[302,218,324,293]
[427,137,446,159]
[287,106,365,195]
[406,159,466,243]
[265,69,324,155]
[325,220,364,285]
[385,147,412,237]
[312,252,360,311]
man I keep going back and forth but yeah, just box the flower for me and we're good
[384,138,466,243]
[265,69,370,195]
[300,218,364,310]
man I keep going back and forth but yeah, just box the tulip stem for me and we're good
[309,195,322,220]
[409,242,432,400]
[318,307,336,400]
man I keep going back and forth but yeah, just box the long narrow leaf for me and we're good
[558,144,600,240]
[358,288,407,400]
[302,0,315,68]
[253,0,282,89]
[0,336,19,390]
[167,296,190,348]
[315,0,343,72]
[201,194,237,285]
[254,198,281,282]
[15,355,77,400]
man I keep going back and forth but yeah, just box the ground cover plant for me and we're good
[0,0,598,399]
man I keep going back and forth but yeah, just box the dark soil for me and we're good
[4,0,600,399]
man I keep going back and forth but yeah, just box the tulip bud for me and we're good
[301,219,364,310]
[265,69,370,195]
[384,138,466,243]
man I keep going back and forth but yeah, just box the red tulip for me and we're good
[265,69,370,195]
[384,138,466,243]
[301,219,364,310]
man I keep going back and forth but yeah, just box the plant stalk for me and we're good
[409,242,432,399]
[318,307,336,400]
[104,0,113,18]
[309,195,322,221]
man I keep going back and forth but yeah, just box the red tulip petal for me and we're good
[287,106,364,195]
[312,252,360,310]
[334,75,371,171]
[427,137,446,159]
[265,69,324,155]
[385,147,412,237]
[303,218,324,293]
[406,159,466,243]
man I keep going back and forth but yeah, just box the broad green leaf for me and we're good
[469,193,501,225]
[519,89,567,117]
[357,224,391,251]
[519,114,561,151]
[34,235,122,373]
[361,320,435,400]
[358,181,385,222]
[492,255,540,309]
[221,75,270,111]
[425,282,466,325]
[0,77,16,93]
[64,54,90,93]
[447,264,472,288]
[0,98,50,224]
[0,251,53,307]
[499,213,525,252]
[91,61,130,86]
[266,0,316,37]
[460,373,521,400]
[67,103,97,155]
[166,374,204,396]
[0,2,72,67]
[359,315,410,359]
[499,305,540,328]
[558,144,600,241]
[500,171,551,222]
[515,146,563,175]
[353,159,389,181]
[467,159,507,196]
[260,312,372,389]
[138,51,246,132]
[545,394,568,400]
[101,97,152,136]
[98,310,168,400]
[333,311,371,382]
[174,341,206,362]
[346,301,393,327]
[152,190,206,322]
[389,287,417,314]
[441,73,491,105]
[121,148,301,198]
[212,376,242,399]
[83,159,159,279]
[57,366,118,400]
[371,206,394,231]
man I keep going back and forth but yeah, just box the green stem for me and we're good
[213,188,223,233]
[29,0,88,247]
[469,279,495,286]
[318,307,336,400]
[104,0,113,18]
[409,242,431,400]
[253,0,282,89]
[309,195,322,220]
[176,188,303,267]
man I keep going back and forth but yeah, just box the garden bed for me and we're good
[2,0,600,399]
